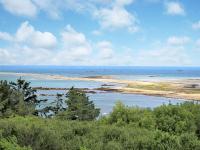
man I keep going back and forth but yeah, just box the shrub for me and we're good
[153,104,196,134]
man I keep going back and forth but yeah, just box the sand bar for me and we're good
[1,72,200,101]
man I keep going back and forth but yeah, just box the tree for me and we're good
[53,93,66,115]
[10,78,38,104]
[0,80,18,117]
[40,94,66,118]
[10,78,47,116]
[58,87,100,121]
[0,80,35,117]
[0,78,48,118]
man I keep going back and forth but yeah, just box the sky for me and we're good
[0,0,200,66]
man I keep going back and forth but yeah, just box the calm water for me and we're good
[1,66,200,78]
[37,90,186,115]
[1,66,197,113]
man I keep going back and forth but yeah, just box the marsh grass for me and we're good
[127,82,200,94]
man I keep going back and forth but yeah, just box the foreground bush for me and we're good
[1,104,200,150]
[0,116,171,150]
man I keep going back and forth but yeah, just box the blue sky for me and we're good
[0,0,200,66]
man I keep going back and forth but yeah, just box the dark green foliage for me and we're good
[58,87,100,121]
[0,136,31,150]
[0,80,35,117]
[106,101,155,129]
[152,131,181,150]
[10,78,38,104]
[153,103,197,134]
[0,117,162,150]
[52,93,66,115]
[1,114,200,150]
[179,133,200,150]
[0,79,58,118]
[180,102,200,137]
[39,93,66,118]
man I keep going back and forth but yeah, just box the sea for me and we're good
[1,66,200,114]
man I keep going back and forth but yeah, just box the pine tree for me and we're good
[0,79,45,118]
[58,87,100,121]
[0,80,35,117]
[10,78,38,104]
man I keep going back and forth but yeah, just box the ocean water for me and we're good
[0,66,198,114]
[1,66,200,78]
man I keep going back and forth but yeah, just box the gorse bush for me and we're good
[1,114,200,150]
[154,103,196,134]
[106,101,155,129]
[1,79,200,149]
[0,136,31,150]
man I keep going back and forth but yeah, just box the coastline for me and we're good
[1,72,200,101]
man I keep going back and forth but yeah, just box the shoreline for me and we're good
[1,72,200,101]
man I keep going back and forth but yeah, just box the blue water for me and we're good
[0,66,198,114]
[37,90,186,115]
[1,66,200,79]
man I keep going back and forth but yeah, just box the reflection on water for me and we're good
[89,92,186,114]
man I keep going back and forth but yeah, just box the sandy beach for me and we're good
[1,72,200,101]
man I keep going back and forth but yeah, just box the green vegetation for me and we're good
[57,87,100,121]
[127,82,174,91]
[127,82,200,94]
[1,79,200,150]
[0,80,36,118]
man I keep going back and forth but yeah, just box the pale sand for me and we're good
[1,72,200,101]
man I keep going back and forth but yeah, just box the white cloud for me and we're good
[0,0,92,19]
[0,0,37,17]
[165,2,185,16]
[0,22,93,65]
[0,48,16,64]
[32,0,62,19]
[1,21,57,49]
[115,0,134,6]
[92,30,102,36]
[196,39,200,47]
[0,43,56,65]
[167,36,190,45]
[136,46,190,66]
[0,32,13,41]
[61,25,92,57]
[18,21,57,49]
[0,19,194,66]
[94,0,138,32]
[132,36,192,66]
[192,21,200,30]
[15,21,34,42]
[0,0,139,33]
[31,31,57,49]
[97,41,114,59]
[0,21,137,65]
